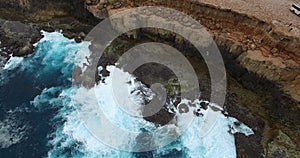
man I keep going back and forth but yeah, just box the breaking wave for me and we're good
[0,31,253,157]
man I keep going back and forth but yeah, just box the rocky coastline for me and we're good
[0,0,299,157]
[0,0,100,58]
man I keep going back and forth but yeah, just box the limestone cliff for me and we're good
[84,0,300,157]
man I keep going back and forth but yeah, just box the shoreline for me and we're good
[0,0,299,157]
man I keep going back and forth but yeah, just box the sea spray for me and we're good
[1,31,254,157]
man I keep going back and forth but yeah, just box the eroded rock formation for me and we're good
[0,0,100,56]
[0,0,299,157]
[84,0,300,157]
[85,0,300,103]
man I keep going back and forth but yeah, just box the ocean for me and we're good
[0,31,253,158]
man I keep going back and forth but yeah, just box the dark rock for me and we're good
[178,103,189,113]
[0,19,42,57]
[17,42,34,56]
[193,110,203,117]
[0,0,101,52]
[234,121,241,127]
[74,36,82,43]
[200,101,208,110]
[225,93,265,158]
[86,0,100,5]
[100,67,110,77]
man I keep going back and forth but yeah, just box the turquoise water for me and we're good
[0,31,253,157]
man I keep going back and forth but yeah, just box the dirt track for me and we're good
[200,0,300,36]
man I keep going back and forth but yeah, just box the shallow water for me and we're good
[0,31,253,157]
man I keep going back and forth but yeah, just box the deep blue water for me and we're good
[0,32,80,157]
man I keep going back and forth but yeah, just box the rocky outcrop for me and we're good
[0,0,100,58]
[0,0,299,157]
[84,0,300,103]
[0,19,42,57]
[84,0,300,157]
[0,0,31,9]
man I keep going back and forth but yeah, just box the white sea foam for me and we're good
[3,55,23,70]
[23,31,254,157]
[0,108,29,149]
[40,65,253,157]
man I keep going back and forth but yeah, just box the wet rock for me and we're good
[209,105,223,112]
[200,101,208,110]
[100,67,110,77]
[193,110,203,117]
[0,19,42,57]
[0,54,7,68]
[178,103,189,113]
[74,37,82,43]
[17,42,34,56]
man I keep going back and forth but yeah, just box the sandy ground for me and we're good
[199,0,300,37]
